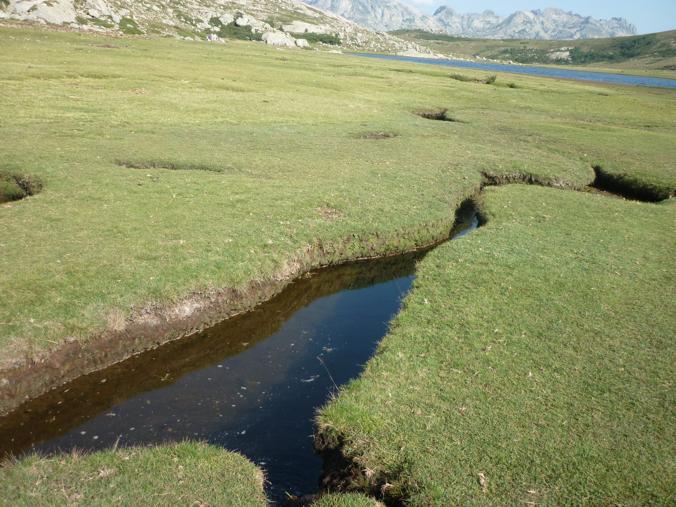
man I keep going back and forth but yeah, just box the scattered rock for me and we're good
[262,31,297,48]
[234,15,250,27]
[218,13,234,26]
[397,48,442,59]
[5,0,77,24]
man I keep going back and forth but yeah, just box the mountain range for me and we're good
[302,1,637,39]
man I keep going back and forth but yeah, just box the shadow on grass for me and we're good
[413,107,465,123]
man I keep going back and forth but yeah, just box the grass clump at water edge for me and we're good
[317,185,675,505]
[0,442,267,506]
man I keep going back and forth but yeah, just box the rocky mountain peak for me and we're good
[302,0,637,39]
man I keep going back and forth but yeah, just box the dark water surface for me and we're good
[351,53,676,89]
[0,212,478,502]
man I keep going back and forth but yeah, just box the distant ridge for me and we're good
[302,1,637,39]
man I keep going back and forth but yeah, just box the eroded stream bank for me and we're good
[0,172,667,503]
[0,206,479,502]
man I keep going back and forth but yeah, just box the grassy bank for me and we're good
[0,442,266,506]
[1,27,674,405]
[316,184,675,505]
[313,493,383,506]
[392,29,676,76]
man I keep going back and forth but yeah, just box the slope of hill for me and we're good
[0,0,425,53]
[392,29,676,73]
[303,1,637,40]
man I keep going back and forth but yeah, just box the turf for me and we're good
[0,442,266,506]
[317,185,675,505]
[313,493,384,506]
[0,26,674,369]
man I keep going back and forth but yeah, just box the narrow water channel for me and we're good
[0,209,478,502]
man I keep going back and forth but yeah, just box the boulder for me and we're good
[295,38,310,48]
[219,13,234,25]
[84,0,114,18]
[235,15,250,27]
[261,31,297,48]
[6,0,77,24]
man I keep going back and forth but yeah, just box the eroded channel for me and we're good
[0,208,479,502]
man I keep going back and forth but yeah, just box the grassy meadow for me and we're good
[0,24,674,505]
[317,185,675,505]
[1,26,674,367]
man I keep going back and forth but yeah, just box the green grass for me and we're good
[317,185,675,505]
[313,493,383,506]
[0,442,266,506]
[0,24,674,506]
[0,25,674,373]
[118,17,143,36]
[392,29,676,76]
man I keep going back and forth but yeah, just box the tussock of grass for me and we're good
[0,442,267,506]
[317,185,675,505]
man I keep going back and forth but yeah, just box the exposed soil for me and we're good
[116,160,225,173]
[0,171,43,204]
[480,170,582,190]
[591,165,673,202]
[413,108,462,122]
[358,131,398,140]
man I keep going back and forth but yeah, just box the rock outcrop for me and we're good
[0,0,432,53]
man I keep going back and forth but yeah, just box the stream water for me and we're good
[0,210,478,502]
[351,53,676,89]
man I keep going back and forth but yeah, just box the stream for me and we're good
[0,208,479,503]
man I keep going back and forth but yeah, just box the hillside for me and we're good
[0,0,425,53]
[392,29,676,73]
[303,1,636,40]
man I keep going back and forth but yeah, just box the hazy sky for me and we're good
[404,1,676,34]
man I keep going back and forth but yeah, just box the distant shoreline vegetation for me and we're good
[390,29,676,69]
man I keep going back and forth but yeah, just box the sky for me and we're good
[403,1,676,34]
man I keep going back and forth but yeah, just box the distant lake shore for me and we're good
[351,52,676,89]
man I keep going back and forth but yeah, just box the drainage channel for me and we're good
[0,207,479,503]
